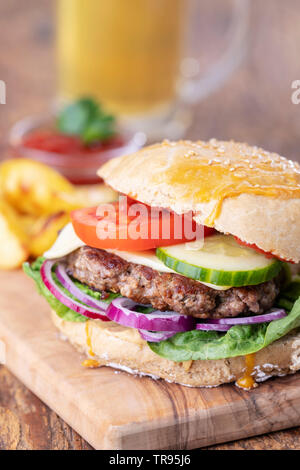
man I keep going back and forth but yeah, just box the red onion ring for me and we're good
[138,330,177,342]
[196,323,231,331]
[55,263,109,311]
[41,260,109,321]
[106,297,196,332]
[202,309,286,325]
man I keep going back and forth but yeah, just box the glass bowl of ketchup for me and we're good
[9,113,145,185]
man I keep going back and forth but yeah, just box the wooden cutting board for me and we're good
[0,270,300,450]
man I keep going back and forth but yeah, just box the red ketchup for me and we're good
[22,131,124,156]
[16,130,126,185]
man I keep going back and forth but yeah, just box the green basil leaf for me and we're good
[57,98,98,136]
[82,114,116,144]
[57,97,116,144]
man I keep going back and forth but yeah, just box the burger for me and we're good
[24,139,300,389]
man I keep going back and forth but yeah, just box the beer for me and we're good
[57,0,185,116]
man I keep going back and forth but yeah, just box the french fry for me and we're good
[0,158,118,269]
[27,211,70,258]
[0,158,79,216]
[19,214,38,233]
[0,200,28,269]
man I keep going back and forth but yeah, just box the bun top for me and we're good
[98,139,300,262]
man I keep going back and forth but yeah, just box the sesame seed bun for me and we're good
[98,139,300,263]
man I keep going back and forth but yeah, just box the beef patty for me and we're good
[65,246,280,319]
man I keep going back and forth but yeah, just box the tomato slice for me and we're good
[71,200,214,251]
[234,237,292,263]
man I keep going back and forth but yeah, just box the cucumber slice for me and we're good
[156,235,282,287]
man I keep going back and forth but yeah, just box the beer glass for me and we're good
[56,0,249,140]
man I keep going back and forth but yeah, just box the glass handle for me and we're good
[180,0,250,103]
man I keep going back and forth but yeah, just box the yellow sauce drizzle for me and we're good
[85,321,95,357]
[181,360,193,372]
[153,140,300,225]
[82,359,100,368]
[236,353,256,389]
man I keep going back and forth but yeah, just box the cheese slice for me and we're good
[43,223,85,259]
[44,223,231,290]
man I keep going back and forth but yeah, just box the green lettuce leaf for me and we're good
[149,280,300,362]
[23,257,119,323]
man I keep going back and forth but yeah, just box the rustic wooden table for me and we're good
[1,0,300,450]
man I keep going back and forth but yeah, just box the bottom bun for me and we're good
[51,310,300,388]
